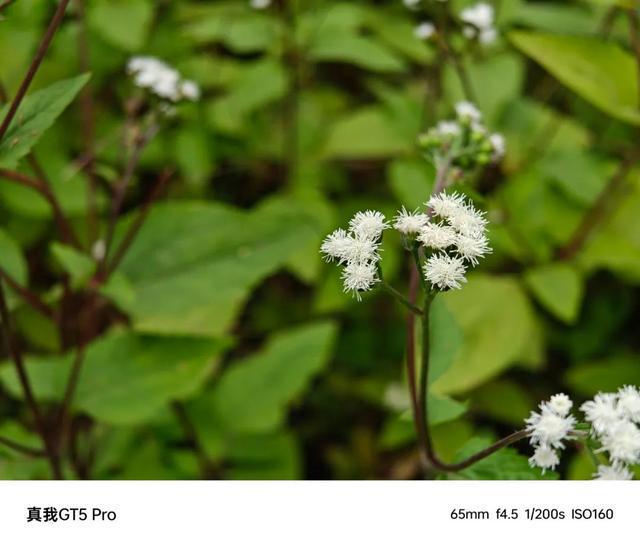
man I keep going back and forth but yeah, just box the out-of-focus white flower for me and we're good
[454,232,491,266]
[547,393,573,418]
[436,120,461,138]
[528,445,559,474]
[127,56,199,103]
[460,3,497,45]
[618,386,640,422]
[489,133,506,160]
[455,101,482,123]
[526,404,576,449]
[384,382,412,411]
[580,393,622,436]
[341,261,379,300]
[599,420,640,465]
[349,210,389,240]
[250,0,271,9]
[91,239,106,262]
[417,223,457,250]
[403,0,421,10]
[415,21,436,40]
[594,463,634,480]
[393,207,429,235]
[424,253,467,290]
[479,27,498,44]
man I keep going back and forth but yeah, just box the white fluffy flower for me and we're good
[426,191,467,219]
[250,0,271,9]
[526,405,576,449]
[594,463,634,480]
[454,232,491,266]
[599,420,640,464]
[618,386,640,422]
[393,207,428,235]
[423,254,467,290]
[547,393,573,418]
[321,230,380,265]
[428,192,487,237]
[580,393,622,436]
[460,2,494,30]
[415,22,436,40]
[455,101,482,123]
[436,120,461,138]
[127,56,199,102]
[418,223,457,250]
[341,261,379,300]
[528,445,559,474]
[349,210,389,240]
[489,133,505,160]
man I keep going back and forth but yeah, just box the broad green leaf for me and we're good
[433,275,543,394]
[0,228,27,285]
[89,0,153,51]
[511,3,597,35]
[510,31,640,125]
[566,354,640,397]
[448,437,557,480]
[524,263,584,324]
[99,272,136,313]
[309,32,406,73]
[226,431,301,480]
[428,295,464,383]
[190,322,337,435]
[0,330,227,424]
[323,108,413,159]
[428,393,467,426]
[113,200,317,337]
[0,74,90,168]
[50,242,95,289]
[471,380,536,427]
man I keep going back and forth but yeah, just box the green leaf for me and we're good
[388,159,434,210]
[190,322,337,435]
[113,200,317,337]
[323,108,413,159]
[448,437,557,480]
[89,0,153,51]
[0,74,90,168]
[524,263,584,324]
[510,31,640,125]
[50,242,95,289]
[0,228,27,285]
[0,330,227,424]
[566,354,640,397]
[428,393,467,426]
[428,295,464,383]
[226,431,301,480]
[433,275,543,394]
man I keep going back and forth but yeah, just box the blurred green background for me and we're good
[0,0,638,480]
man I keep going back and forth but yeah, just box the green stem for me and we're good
[382,282,423,316]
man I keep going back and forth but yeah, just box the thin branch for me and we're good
[0,435,46,458]
[105,168,173,277]
[0,266,54,318]
[0,280,62,478]
[56,347,85,456]
[556,150,640,261]
[0,0,71,142]
[0,168,80,248]
[382,282,424,316]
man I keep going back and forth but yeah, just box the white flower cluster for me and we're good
[414,21,436,40]
[420,101,505,162]
[127,57,200,102]
[460,2,497,45]
[525,394,576,474]
[320,211,388,300]
[250,0,271,9]
[526,387,640,479]
[394,192,492,291]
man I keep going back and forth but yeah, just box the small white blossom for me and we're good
[418,223,457,250]
[580,393,622,436]
[250,0,271,9]
[127,56,199,102]
[454,232,491,266]
[526,405,576,449]
[479,27,498,44]
[594,463,634,480]
[455,101,482,123]
[414,22,436,40]
[547,393,573,418]
[320,228,352,263]
[426,191,467,219]
[349,210,389,240]
[423,254,467,290]
[393,207,428,235]
[528,445,559,474]
[618,386,640,422]
[180,80,201,101]
[403,0,420,9]
[427,192,487,237]
[599,420,640,464]
[341,261,379,300]
[436,120,461,138]
[91,239,106,262]
[489,133,506,160]
[460,2,494,28]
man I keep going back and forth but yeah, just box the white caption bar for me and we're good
[0,481,635,548]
